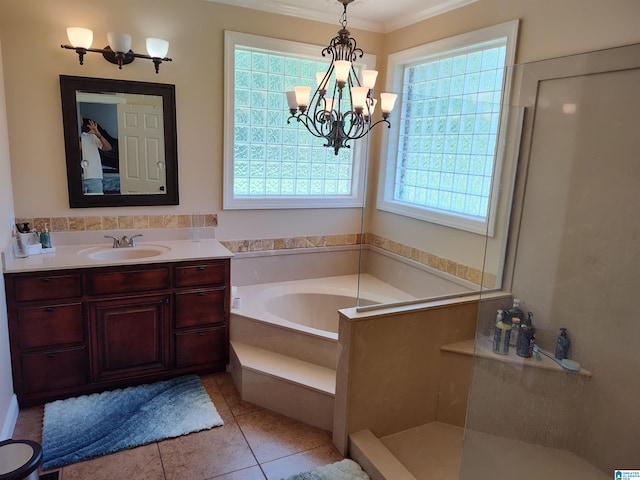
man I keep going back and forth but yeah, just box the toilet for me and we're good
[0,440,42,480]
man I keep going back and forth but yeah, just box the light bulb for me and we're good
[350,87,369,111]
[67,27,93,49]
[286,91,298,110]
[107,33,132,53]
[366,98,378,117]
[380,93,398,113]
[323,98,335,115]
[294,86,311,107]
[316,72,329,91]
[146,38,169,58]
[333,60,351,84]
[361,70,378,89]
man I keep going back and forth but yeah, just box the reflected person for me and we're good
[80,118,112,194]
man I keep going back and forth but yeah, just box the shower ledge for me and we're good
[441,337,591,377]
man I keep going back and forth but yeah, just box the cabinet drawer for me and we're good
[88,267,170,295]
[12,274,82,302]
[175,263,226,288]
[174,327,225,368]
[17,303,84,349]
[20,347,89,394]
[175,289,225,328]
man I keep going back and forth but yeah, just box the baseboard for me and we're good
[0,393,18,440]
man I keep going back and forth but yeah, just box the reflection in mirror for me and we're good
[60,75,178,207]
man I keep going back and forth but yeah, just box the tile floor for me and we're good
[12,373,344,480]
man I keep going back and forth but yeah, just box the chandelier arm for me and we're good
[289,113,329,139]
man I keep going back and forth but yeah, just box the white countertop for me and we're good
[2,238,233,273]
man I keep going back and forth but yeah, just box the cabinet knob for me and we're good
[196,332,206,337]
[44,307,55,312]
[46,353,56,359]
[197,266,206,271]
[197,292,205,297]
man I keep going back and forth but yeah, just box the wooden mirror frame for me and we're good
[60,75,179,208]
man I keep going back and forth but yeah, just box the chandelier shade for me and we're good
[287,0,397,155]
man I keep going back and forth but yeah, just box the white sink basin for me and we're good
[78,244,171,261]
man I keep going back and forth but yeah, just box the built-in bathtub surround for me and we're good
[364,233,496,289]
[15,213,218,232]
[221,232,495,289]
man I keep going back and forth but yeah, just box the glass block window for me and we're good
[224,31,372,209]
[378,22,518,235]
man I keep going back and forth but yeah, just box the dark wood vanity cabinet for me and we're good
[4,258,230,406]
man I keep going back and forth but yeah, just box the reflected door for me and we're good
[118,104,167,194]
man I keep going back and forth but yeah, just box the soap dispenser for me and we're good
[39,223,52,249]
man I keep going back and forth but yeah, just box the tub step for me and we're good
[230,341,335,431]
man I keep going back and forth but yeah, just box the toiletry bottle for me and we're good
[507,298,524,346]
[555,328,570,359]
[517,312,536,358]
[492,309,512,355]
[39,223,52,249]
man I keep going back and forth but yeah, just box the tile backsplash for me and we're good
[16,214,218,232]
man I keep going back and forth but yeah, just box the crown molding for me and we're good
[206,0,479,33]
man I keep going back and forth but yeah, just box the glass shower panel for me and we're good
[356,89,518,308]
[461,43,640,479]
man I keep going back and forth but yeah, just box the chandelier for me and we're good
[286,0,397,155]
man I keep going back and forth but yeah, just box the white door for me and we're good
[117,104,166,194]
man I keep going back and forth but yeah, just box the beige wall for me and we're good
[0,38,17,438]
[2,0,639,259]
[333,299,481,453]
[0,0,383,239]
[365,0,640,274]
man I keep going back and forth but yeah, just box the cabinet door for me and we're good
[175,288,226,328]
[174,326,226,369]
[91,294,170,382]
[20,347,89,395]
[175,262,227,288]
[17,303,84,349]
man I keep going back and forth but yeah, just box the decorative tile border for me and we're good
[219,233,361,253]
[15,214,218,232]
[364,233,497,289]
[15,213,494,288]
[221,232,496,288]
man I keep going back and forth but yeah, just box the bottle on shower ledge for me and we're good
[555,327,570,359]
[516,311,535,358]
[492,309,512,355]
[507,298,524,346]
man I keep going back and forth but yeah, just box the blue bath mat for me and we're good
[41,375,223,470]
[283,459,370,480]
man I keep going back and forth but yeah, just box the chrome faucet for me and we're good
[104,234,143,248]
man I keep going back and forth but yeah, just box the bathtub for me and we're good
[232,274,415,340]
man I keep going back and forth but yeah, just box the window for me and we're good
[378,21,518,235]
[224,31,374,209]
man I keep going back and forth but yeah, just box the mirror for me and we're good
[60,75,179,207]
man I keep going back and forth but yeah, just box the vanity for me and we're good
[2,239,232,406]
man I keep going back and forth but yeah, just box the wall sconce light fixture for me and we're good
[61,28,172,73]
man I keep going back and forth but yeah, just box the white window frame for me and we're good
[223,31,375,210]
[377,20,519,235]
